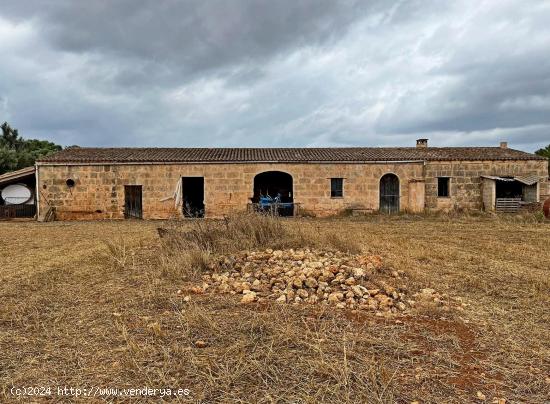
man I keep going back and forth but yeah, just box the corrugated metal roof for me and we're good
[513,174,540,186]
[0,166,35,185]
[481,175,515,181]
[36,146,546,164]
[481,174,540,185]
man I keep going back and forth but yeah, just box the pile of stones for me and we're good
[186,248,424,314]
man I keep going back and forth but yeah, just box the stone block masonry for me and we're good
[36,158,548,220]
[38,162,424,220]
[424,160,548,211]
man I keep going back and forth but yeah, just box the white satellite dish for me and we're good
[1,183,33,205]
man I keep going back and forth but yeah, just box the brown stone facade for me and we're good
[36,159,548,220]
[424,159,548,211]
[37,162,424,220]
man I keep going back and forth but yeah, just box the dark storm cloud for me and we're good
[1,0,374,85]
[0,0,549,151]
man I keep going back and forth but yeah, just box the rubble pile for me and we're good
[186,248,431,314]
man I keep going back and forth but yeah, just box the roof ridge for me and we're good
[35,146,545,163]
[46,145,535,150]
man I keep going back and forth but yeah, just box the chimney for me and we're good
[500,141,508,149]
[416,138,428,148]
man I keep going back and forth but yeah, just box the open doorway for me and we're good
[252,171,294,216]
[182,177,204,218]
[494,177,538,211]
[124,185,142,219]
[496,179,523,198]
[483,175,540,212]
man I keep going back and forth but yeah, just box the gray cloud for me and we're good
[2,0,374,85]
[376,2,550,136]
[0,0,549,151]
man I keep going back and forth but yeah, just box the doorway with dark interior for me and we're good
[124,185,142,219]
[252,171,294,216]
[495,178,523,199]
[182,177,205,218]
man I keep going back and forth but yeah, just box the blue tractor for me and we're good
[257,193,294,216]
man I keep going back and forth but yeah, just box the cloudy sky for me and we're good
[0,0,549,151]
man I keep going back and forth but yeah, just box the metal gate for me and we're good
[380,174,400,214]
[0,204,36,219]
[496,198,521,213]
[124,185,142,219]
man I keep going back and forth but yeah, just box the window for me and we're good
[437,177,450,197]
[331,178,344,198]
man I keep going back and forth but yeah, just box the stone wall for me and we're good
[36,158,548,220]
[424,159,549,211]
[482,178,496,211]
[37,162,424,220]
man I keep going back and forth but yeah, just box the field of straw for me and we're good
[0,214,549,403]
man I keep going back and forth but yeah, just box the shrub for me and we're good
[157,213,362,278]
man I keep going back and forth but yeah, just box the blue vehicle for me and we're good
[257,193,294,215]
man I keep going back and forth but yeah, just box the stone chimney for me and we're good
[416,138,428,148]
[500,141,508,149]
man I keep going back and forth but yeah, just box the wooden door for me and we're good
[380,174,400,214]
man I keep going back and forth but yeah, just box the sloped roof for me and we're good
[0,166,35,185]
[36,147,545,164]
[481,174,540,185]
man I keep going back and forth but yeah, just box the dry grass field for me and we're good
[0,215,549,403]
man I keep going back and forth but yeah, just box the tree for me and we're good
[0,147,17,173]
[535,144,550,176]
[0,122,62,175]
[0,122,23,151]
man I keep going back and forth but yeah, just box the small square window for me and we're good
[438,177,450,197]
[331,178,343,198]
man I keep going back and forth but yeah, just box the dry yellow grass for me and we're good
[0,216,549,403]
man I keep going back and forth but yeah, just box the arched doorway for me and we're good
[252,171,293,216]
[380,173,400,214]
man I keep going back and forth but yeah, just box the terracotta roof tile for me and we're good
[36,147,545,164]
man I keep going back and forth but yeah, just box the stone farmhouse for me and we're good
[23,139,547,221]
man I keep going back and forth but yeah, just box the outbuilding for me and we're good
[0,166,37,220]
[34,140,548,220]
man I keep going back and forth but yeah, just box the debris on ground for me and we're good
[194,340,208,348]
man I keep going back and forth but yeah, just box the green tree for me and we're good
[0,122,62,174]
[0,122,23,151]
[0,147,18,173]
[535,144,550,176]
